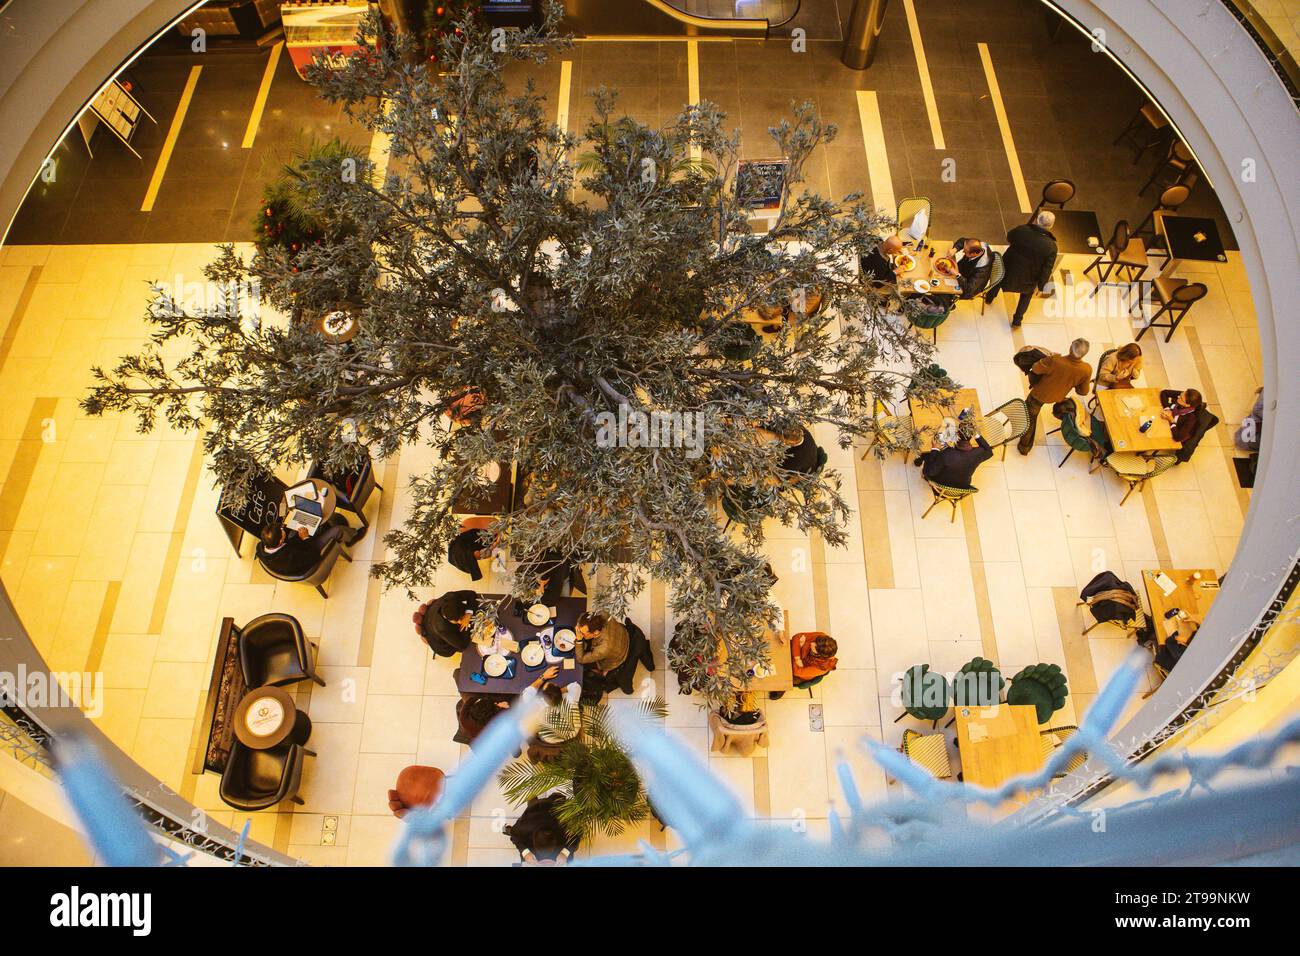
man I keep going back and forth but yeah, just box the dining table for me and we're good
[953,702,1044,817]
[455,594,586,694]
[1153,212,1227,279]
[1095,387,1181,453]
[1141,568,1220,637]
[909,387,983,452]
[894,246,963,297]
[717,609,793,693]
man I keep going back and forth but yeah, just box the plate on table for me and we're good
[933,257,958,277]
[520,643,545,667]
[553,628,576,652]
[893,253,916,274]
[913,279,932,293]
[478,461,501,483]
[484,653,510,677]
[526,603,551,626]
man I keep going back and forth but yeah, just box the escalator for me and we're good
[560,0,802,39]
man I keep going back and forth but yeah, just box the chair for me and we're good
[1077,570,1145,636]
[309,453,381,534]
[720,321,762,361]
[1007,663,1069,724]
[1039,726,1087,776]
[1114,103,1171,164]
[899,729,953,779]
[387,765,446,819]
[921,479,977,522]
[1102,452,1179,504]
[1174,406,1219,463]
[908,297,955,343]
[709,711,769,756]
[1083,220,1148,295]
[237,612,326,688]
[944,657,1004,726]
[897,197,931,244]
[259,534,351,599]
[979,251,1005,315]
[1086,348,1117,417]
[861,414,915,462]
[1031,179,1075,219]
[978,399,1029,459]
[896,663,951,727]
[1140,139,1195,195]
[219,740,309,811]
[1056,408,1104,470]
[1132,278,1207,342]
[1134,184,1191,246]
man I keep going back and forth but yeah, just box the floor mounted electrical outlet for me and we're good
[322,816,339,845]
[808,703,824,732]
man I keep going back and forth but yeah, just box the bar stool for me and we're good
[1030,179,1075,221]
[1134,183,1191,247]
[1114,103,1171,164]
[1140,140,1195,196]
[1130,278,1208,342]
[1084,220,1148,296]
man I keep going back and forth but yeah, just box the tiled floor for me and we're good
[0,1,1264,865]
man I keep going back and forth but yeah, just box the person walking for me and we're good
[996,210,1059,327]
[1018,338,1092,454]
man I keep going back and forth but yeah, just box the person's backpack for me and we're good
[1014,346,1050,388]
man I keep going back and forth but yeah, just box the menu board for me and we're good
[216,468,288,555]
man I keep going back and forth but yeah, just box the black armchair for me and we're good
[219,740,309,811]
[258,533,350,598]
[237,612,326,688]
[309,452,381,522]
[1174,407,1219,463]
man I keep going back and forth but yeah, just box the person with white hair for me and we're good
[996,209,1059,327]
[1019,337,1093,454]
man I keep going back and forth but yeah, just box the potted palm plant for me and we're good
[499,695,668,844]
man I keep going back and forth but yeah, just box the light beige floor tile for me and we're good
[141,660,208,719]
[359,694,423,754]
[298,722,363,814]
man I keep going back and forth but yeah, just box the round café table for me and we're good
[281,478,337,535]
[314,310,360,345]
[233,686,310,750]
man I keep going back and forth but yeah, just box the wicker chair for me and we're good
[979,251,1005,315]
[978,398,1030,460]
[900,728,953,779]
[862,413,915,462]
[1102,452,1179,505]
[1040,726,1088,776]
[922,479,977,522]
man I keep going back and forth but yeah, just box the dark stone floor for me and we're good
[7,0,1235,250]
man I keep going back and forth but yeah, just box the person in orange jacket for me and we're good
[770,632,839,698]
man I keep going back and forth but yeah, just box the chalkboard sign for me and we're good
[736,159,787,212]
[216,469,288,556]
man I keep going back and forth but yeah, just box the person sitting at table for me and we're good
[914,420,992,489]
[860,234,905,285]
[1160,388,1204,444]
[1152,618,1198,671]
[455,666,559,745]
[448,516,497,581]
[256,516,347,578]
[518,549,585,607]
[1053,397,1111,456]
[949,237,992,299]
[505,794,579,865]
[574,611,631,676]
[417,589,478,657]
[771,632,839,699]
[1098,343,1143,390]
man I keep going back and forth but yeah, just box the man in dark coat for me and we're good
[256,516,347,578]
[995,210,1059,327]
[418,589,478,657]
[949,237,993,299]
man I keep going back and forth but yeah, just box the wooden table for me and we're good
[895,248,962,297]
[1096,387,1181,453]
[233,685,300,750]
[723,610,793,693]
[909,387,982,451]
[455,595,586,694]
[1142,568,1220,636]
[283,477,337,536]
[953,703,1044,816]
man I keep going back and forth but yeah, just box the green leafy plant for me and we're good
[499,695,668,842]
[252,138,367,261]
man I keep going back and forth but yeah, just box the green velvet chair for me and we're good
[896,663,951,727]
[952,656,1004,708]
[1007,663,1070,724]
